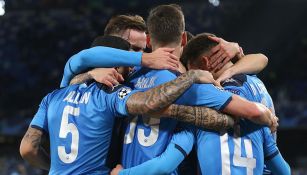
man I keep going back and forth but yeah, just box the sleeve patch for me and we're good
[118,87,132,99]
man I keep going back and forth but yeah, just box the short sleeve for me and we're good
[30,95,49,133]
[263,127,279,160]
[176,84,233,111]
[108,86,140,117]
[170,127,195,157]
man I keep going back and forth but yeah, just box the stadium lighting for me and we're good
[209,0,220,7]
[0,0,5,16]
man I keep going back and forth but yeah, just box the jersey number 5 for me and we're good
[220,133,256,175]
[58,105,80,163]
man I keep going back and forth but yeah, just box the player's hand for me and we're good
[216,67,235,85]
[110,164,123,175]
[208,36,240,72]
[88,68,124,89]
[269,114,279,133]
[191,70,221,87]
[142,47,179,71]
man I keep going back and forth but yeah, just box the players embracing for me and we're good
[20,3,290,175]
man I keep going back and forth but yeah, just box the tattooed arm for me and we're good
[70,68,124,89]
[69,72,91,85]
[154,104,234,131]
[20,127,50,171]
[126,70,219,115]
[125,70,233,130]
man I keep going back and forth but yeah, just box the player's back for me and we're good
[43,83,121,174]
[122,67,178,169]
[196,74,277,175]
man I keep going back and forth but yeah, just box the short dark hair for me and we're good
[104,15,146,36]
[147,4,185,45]
[91,35,131,51]
[186,31,195,42]
[181,33,218,68]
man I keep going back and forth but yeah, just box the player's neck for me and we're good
[152,43,182,58]
[213,62,234,79]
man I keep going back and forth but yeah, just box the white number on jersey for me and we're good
[220,133,256,175]
[124,116,160,147]
[58,105,80,163]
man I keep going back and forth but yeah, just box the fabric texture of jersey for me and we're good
[30,82,137,175]
[196,74,278,175]
[122,67,232,173]
[60,46,142,87]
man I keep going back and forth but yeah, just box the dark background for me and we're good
[0,0,306,174]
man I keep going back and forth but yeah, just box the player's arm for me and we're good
[20,127,50,171]
[263,127,291,175]
[216,54,268,83]
[20,94,50,170]
[125,70,234,130]
[112,143,184,175]
[222,95,278,132]
[207,36,268,75]
[265,154,291,175]
[112,130,195,175]
[126,70,219,115]
[175,84,277,131]
[148,104,234,131]
[69,68,124,88]
[61,46,179,87]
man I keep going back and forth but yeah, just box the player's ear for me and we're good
[146,34,152,49]
[200,55,210,70]
[181,32,187,47]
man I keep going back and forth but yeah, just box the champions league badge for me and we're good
[118,87,132,99]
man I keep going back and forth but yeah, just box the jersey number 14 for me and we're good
[220,133,256,175]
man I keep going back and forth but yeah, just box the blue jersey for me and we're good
[118,75,289,175]
[60,46,142,87]
[59,48,232,172]
[122,67,232,170]
[30,83,137,174]
[196,74,278,175]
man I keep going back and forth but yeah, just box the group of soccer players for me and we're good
[19,4,291,175]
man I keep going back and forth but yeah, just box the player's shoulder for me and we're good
[246,74,265,86]
[48,82,100,99]
[141,67,178,76]
[193,82,226,93]
[43,86,68,102]
[147,68,179,78]
[222,74,248,87]
[222,74,251,96]
[261,126,272,136]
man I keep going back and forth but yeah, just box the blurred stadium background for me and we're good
[0,0,306,174]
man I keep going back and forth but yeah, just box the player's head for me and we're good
[104,15,147,52]
[181,33,218,71]
[91,35,131,50]
[186,31,195,42]
[147,4,187,50]
[91,35,132,79]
